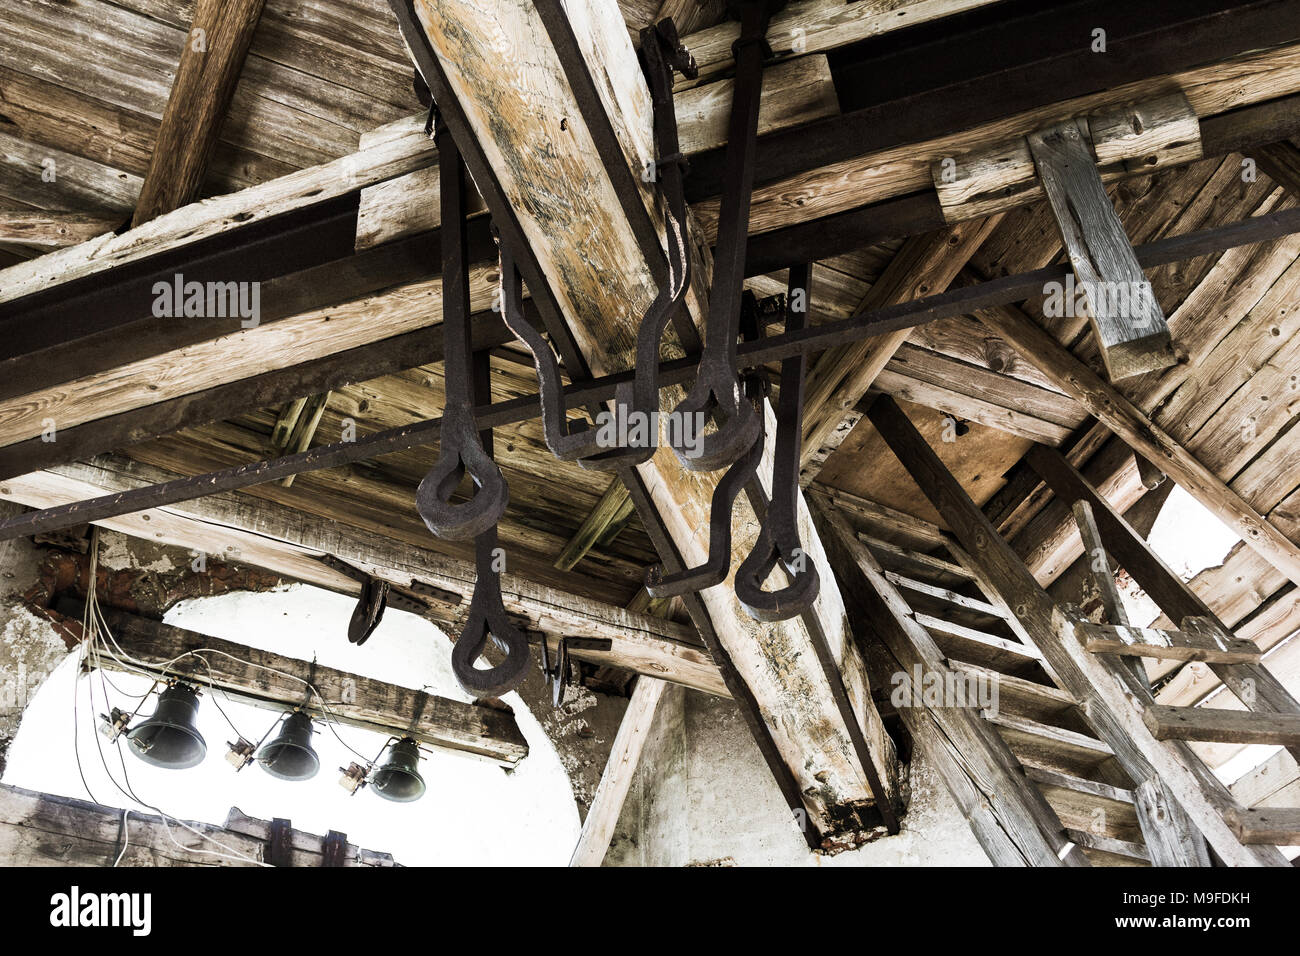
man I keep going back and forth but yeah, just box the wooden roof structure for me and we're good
[2,0,1300,865]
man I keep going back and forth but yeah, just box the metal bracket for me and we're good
[539,635,614,707]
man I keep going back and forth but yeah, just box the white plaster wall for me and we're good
[608,684,990,867]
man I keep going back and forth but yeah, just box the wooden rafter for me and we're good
[132,0,267,226]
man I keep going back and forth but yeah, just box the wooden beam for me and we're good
[0,783,396,867]
[132,0,266,226]
[91,606,529,766]
[868,394,1278,866]
[553,480,634,572]
[1144,705,1300,747]
[797,220,1000,482]
[675,0,1001,86]
[976,290,1300,591]
[393,0,899,835]
[569,676,667,867]
[0,456,729,698]
[1026,119,1175,380]
[1077,621,1264,665]
[0,210,119,249]
[1225,806,1300,845]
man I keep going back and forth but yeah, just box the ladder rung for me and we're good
[1077,620,1261,664]
[915,613,1041,665]
[1224,807,1300,846]
[1024,765,1135,806]
[1064,828,1151,863]
[1143,705,1300,746]
[858,533,971,581]
[949,660,1074,723]
[885,571,1009,619]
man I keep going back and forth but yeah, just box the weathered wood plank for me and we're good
[569,676,666,867]
[0,211,119,249]
[1077,621,1263,665]
[979,295,1300,591]
[553,480,635,572]
[1224,807,1300,845]
[0,783,396,866]
[1027,119,1174,380]
[131,0,267,225]
[1144,704,1300,746]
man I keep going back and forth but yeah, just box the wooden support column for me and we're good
[868,395,1280,866]
[132,0,267,226]
[89,606,530,767]
[391,0,900,836]
[974,287,1300,590]
[1026,119,1176,380]
[569,676,667,867]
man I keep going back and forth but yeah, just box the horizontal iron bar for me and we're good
[3,206,1298,542]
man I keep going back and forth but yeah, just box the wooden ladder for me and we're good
[819,493,1156,866]
[862,394,1298,866]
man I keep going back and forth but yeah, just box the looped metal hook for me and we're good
[735,263,820,622]
[416,119,508,541]
[668,0,772,472]
[497,19,694,473]
[451,530,532,698]
[645,372,766,597]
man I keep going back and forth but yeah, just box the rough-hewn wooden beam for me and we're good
[798,219,999,483]
[131,0,267,226]
[0,784,396,867]
[394,0,898,836]
[92,606,529,766]
[0,456,728,697]
[553,479,635,572]
[1026,119,1175,380]
[976,289,1300,590]
[1144,705,1300,747]
[569,675,667,867]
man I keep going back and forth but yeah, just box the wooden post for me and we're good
[132,0,267,225]
[1026,120,1175,380]
[569,676,667,867]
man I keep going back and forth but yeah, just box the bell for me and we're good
[126,682,207,770]
[256,710,320,781]
[371,737,426,802]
